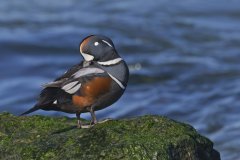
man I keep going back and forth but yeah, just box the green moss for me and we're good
[0,113,220,160]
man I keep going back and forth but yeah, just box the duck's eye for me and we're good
[94,42,99,46]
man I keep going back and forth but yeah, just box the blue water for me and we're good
[1,0,240,159]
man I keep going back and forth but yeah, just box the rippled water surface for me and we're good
[1,0,240,159]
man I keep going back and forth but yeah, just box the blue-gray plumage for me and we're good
[21,35,129,128]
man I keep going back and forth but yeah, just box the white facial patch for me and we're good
[102,40,113,47]
[94,42,99,46]
[81,52,94,61]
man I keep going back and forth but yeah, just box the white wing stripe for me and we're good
[74,68,104,78]
[66,83,81,94]
[62,81,79,91]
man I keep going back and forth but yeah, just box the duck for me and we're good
[21,35,129,128]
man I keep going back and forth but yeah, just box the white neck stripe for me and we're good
[108,73,125,89]
[98,58,122,66]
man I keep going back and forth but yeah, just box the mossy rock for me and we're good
[0,112,220,160]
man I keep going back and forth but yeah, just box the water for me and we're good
[1,0,240,159]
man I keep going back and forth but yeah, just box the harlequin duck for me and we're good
[21,35,129,128]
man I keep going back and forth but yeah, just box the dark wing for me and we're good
[41,62,84,88]
[55,62,84,81]
[21,62,107,115]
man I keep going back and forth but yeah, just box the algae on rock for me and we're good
[0,112,220,160]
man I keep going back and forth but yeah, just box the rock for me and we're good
[0,112,220,160]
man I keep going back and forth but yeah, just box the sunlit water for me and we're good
[1,0,240,159]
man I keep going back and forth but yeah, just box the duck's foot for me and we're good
[98,118,112,124]
[90,118,112,125]
[79,118,112,129]
[90,119,98,125]
[81,125,92,129]
[77,123,93,129]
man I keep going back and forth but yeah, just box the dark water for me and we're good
[1,0,240,159]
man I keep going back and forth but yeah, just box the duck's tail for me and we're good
[20,105,40,116]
